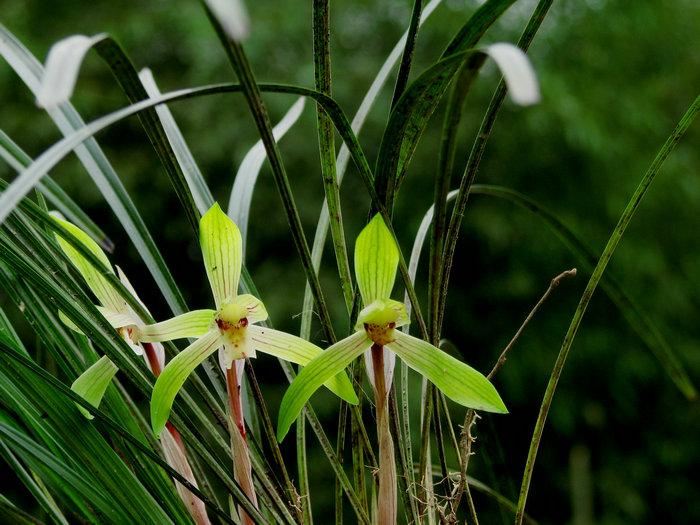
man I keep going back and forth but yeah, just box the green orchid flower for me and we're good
[277,214,507,524]
[148,203,357,437]
[277,214,508,441]
[51,213,165,401]
[51,214,211,525]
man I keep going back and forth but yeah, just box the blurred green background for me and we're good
[1,0,699,523]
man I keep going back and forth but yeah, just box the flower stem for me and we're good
[226,365,258,525]
[143,342,211,524]
[142,341,162,376]
[371,344,396,525]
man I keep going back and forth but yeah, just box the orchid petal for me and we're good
[71,355,118,419]
[51,213,125,313]
[355,298,409,330]
[96,306,137,329]
[248,325,356,402]
[200,203,242,308]
[277,331,369,441]
[364,347,395,396]
[388,331,507,413]
[234,294,268,324]
[139,310,216,343]
[220,328,254,372]
[354,214,398,305]
[151,330,222,436]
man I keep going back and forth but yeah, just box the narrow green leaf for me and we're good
[0,128,113,252]
[35,33,201,230]
[354,214,399,305]
[139,310,216,342]
[277,331,370,442]
[0,23,188,315]
[389,332,507,413]
[374,0,516,206]
[515,95,700,524]
[248,325,357,402]
[0,422,126,522]
[151,330,221,436]
[200,203,243,308]
[139,68,215,215]
[0,437,69,525]
[204,13,339,346]
[470,184,697,400]
[301,0,445,339]
[70,356,119,419]
[228,97,305,251]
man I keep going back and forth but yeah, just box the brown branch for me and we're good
[449,268,577,519]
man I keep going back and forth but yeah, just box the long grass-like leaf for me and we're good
[515,94,700,524]
[228,97,306,251]
[0,23,188,315]
[439,0,554,333]
[374,0,515,207]
[36,33,201,229]
[140,68,215,215]
[204,0,250,41]
[312,0,354,313]
[0,128,113,252]
[300,0,443,340]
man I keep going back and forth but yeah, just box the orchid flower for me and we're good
[51,213,211,525]
[148,203,357,435]
[146,203,356,524]
[276,214,507,524]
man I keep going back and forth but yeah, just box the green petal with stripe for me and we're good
[51,213,125,313]
[139,310,216,342]
[150,330,222,436]
[388,331,507,414]
[354,214,398,305]
[71,355,119,419]
[248,325,356,402]
[200,203,242,308]
[277,331,369,442]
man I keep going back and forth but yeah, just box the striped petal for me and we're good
[248,325,356,402]
[151,330,222,436]
[388,331,507,413]
[139,310,216,343]
[354,214,398,305]
[71,355,118,419]
[52,213,125,313]
[277,331,369,442]
[200,203,242,308]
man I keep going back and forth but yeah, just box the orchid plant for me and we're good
[277,214,507,524]
[146,202,356,524]
[51,214,211,525]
